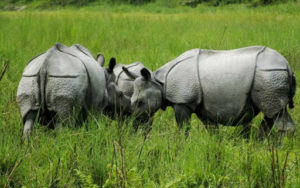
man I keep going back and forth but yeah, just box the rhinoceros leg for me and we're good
[194,110,219,134]
[45,75,88,128]
[173,104,192,136]
[258,116,274,138]
[23,110,37,138]
[55,104,75,127]
[259,109,295,139]
[251,67,294,137]
[273,109,295,136]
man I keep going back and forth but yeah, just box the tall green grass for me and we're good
[0,4,300,187]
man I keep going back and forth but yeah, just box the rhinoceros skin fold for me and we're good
[17,43,108,137]
[126,46,296,136]
[112,62,155,128]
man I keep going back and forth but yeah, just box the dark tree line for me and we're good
[2,0,297,7]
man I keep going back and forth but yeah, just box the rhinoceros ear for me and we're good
[108,57,116,73]
[141,68,151,81]
[96,53,105,67]
[122,66,138,79]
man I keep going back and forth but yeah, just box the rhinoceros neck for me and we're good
[152,73,168,110]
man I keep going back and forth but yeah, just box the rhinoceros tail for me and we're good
[288,72,296,109]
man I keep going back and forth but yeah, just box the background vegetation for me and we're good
[0,0,298,10]
[0,2,300,187]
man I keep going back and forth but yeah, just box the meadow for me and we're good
[0,2,300,187]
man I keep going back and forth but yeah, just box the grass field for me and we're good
[0,3,300,187]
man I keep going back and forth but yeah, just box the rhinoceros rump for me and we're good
[17,43,108,137]
[125,46,296,137]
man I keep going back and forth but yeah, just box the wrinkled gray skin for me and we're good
[112,62,151,119]
[124,46,296,137]
[113,62,150,98]
[102,58,132,118]
[17,43,129,137]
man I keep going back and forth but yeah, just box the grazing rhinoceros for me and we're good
[112,62,151,118]
[123,46,296,137]
[101,61,151,122]
[113,62,150,98]
[101,58,133,118]
[17,43,129,137]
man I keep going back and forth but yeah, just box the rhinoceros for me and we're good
[114,62,157,131]
[113,62,150,98]
[100,61,151,121]
[101,59,134,118]
[17,43,129,137]
[123,46,296,136]
[113,62,151,117]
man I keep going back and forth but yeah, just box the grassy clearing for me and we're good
[0,4,300,187]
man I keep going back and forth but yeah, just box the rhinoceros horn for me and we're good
[122,66,139,79]
[96,53,105,67]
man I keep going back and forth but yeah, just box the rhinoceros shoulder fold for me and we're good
[153,49,201,109]
[154,46,267,113]
[154,48,201,85]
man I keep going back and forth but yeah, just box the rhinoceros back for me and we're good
[154,49,202,110]
[58,44,108,110]
[198,46,265,122]
[155,46,267,122]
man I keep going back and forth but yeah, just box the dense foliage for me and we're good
[0,0,297,8]
[0,3,300,187]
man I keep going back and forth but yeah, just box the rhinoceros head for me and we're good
[123,67,163,121]
[97,54,131,116]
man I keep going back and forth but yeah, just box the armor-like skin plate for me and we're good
[155,46,294,125]
[17,43,108,123]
